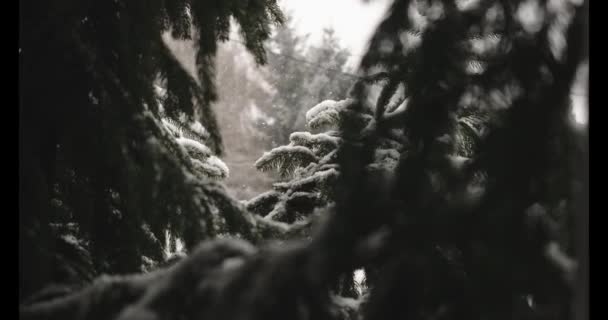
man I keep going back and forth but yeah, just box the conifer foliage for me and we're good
[248,85,488,242]
[256,15,354,147]
[20,1,587,320]
[19,0,284,300]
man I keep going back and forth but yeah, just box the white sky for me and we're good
[280,0,392,68]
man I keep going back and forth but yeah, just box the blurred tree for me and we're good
[19,0,283,301]
[258,15,355,147]
[247,87,487,300]
[20,1,587,320]
[211,16,355,200]
[213,41,277,200]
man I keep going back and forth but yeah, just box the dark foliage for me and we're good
[20,1,588,320]
[20,0,283,300]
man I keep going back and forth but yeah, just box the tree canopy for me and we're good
[20,1,588,320]
[19,0,284,300]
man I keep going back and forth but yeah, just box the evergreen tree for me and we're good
[210,16,356,200]
[300,28,353,115]
[20,1,587,320]
[324,1,588,319]
[247,82,488,300]
[19,0,284,301]
[258,14,355,147]
[213,40,277,200]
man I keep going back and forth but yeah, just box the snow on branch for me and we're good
[255,145,318,177]
[458,114,488,139]
[178,140,228,179]
[188,121,210,139]
[161,116,210,142]
[306,100,341,129]
[290,131,341,156]
[289,132,341,149]
[306,99,356,130]
[176,137,229,180]
[380,98,409,125]
[177,137,213,158]
[191,157,229,179]
[245,190,281,216]
[20,239,259,320]
[273,168,340,192]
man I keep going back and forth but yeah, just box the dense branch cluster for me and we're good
[20,1,587,320]
[20,0,284,299]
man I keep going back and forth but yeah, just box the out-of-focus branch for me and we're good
[573,1,588,319]
[20,239,258,320]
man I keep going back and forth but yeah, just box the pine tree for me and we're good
[19,0,284,301]
[303,28,353,107]
[210,16,356,200]
[20,1,587,320]
[323,1,588,319]
[213,40,278,200]
[257,14,355,147]
[246,80,489,302]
